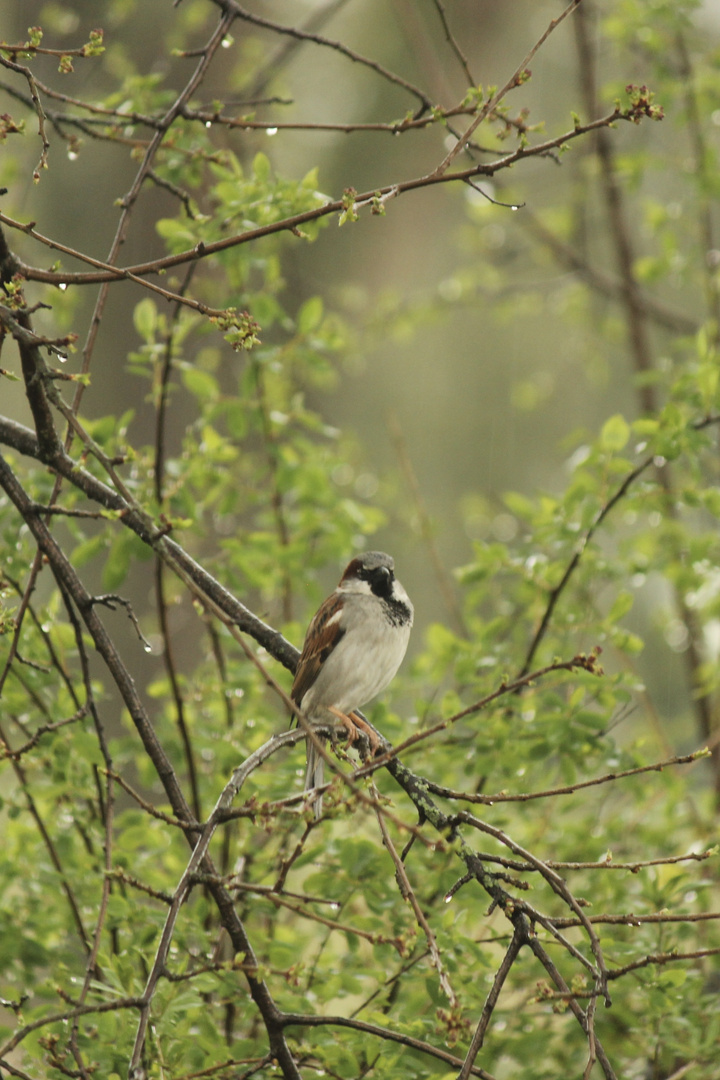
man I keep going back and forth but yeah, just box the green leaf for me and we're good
[102,532,132,590]
[607,590,634,623]
[182,367,219,402]
[133,298,158,343]
[600,413,630,452]
[72,531,110,568]
[252,151,271,182]
[297,296,323,335]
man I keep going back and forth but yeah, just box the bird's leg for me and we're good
[328,706,380,756]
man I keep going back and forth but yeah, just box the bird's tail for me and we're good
[305,739,324,820]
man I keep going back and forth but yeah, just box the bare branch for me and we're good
[426,750,708,805]
[128,727,304,1074]
[458,924,524,1080]
[375,799,460,1007]
[225,1,433,117]
[2,106,661,303]
[280,1012,494,1078]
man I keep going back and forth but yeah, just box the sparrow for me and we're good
[291,551,414,818]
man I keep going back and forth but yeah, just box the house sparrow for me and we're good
[291,551,414,817]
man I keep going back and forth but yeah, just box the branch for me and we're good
[0,706,87,760]
[0,212,235,317]
[425,750,708,804]
[128,728,305,1077]
[551,910,720,930]
[375,800,460,1007]
[224,0,433,117]
[607,946,720,979]
[0,711,92,955]
[0,451,302,1080]
[458,924,524,1080]
[524,933,617,1080]
[458,811,611,1003]
[433,0,583,176]
[279,1013,494,1078]
[360,650,603,771]
[0,998,144,1061]
[153,263,203,821]
[2,106,660,299]
[0,54,50,180]
[520,453,655,676]
[430,0,477,87]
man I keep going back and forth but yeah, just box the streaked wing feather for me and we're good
[291,594,346,705]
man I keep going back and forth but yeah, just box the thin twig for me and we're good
[431,0,476,86]
[153,261,203,822]
[128,727,305,1075]
[3,104,660,296]
[425,750,708,804]
[458,924,524,1080]
[375,798,460,1006]
[279,1013,493,1078]
[433,0,583,176]
[359,651,603,772]
[0,706,87,760]
[227,1,433,117]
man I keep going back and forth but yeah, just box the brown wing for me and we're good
[291,592,346,705]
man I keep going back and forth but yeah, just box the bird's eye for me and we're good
[368,565,393,596]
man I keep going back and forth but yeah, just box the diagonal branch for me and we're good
[0,414,299,670]
[0,103,661,303]
[222,0,433,117]
[375,799,460,1008]
[458,924,524,1080]
[423,749,708,805]
[129,728,306,1077]
[279,1012,494,1078]
[0,451,302,1080]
